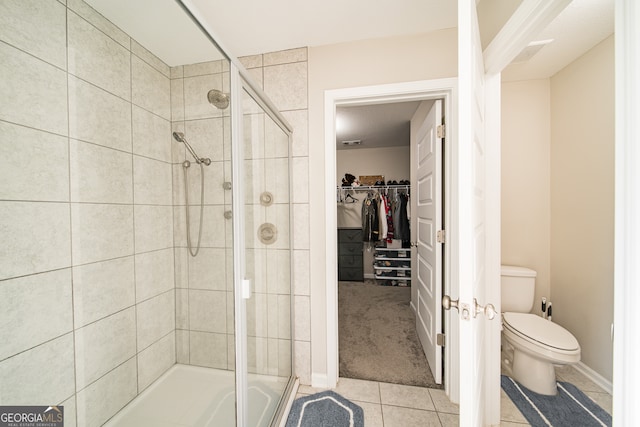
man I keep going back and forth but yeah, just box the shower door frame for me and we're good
[175,1,297,425]
[229,65,297,427]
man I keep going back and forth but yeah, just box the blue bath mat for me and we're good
[501,375,611,427]
[286,390,364,427]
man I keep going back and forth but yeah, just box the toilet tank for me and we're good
[501,265,537,313]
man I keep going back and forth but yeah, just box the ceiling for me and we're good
[86,0,614,150]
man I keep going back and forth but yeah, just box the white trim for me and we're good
[409,301,417,315]
[323,78,458,400]
[613,1,640,424]
[573,362,613,396]
[229,64,248,427]
[311,373,329,389]
[483,0,572,74]
[484,72,502,426]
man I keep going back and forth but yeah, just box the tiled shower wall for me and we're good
[169,61,236,370]
[0,0,175,425]
[239,49,311,385]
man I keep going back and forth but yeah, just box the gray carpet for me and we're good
[338,280,441,388]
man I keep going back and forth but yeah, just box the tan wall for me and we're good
[308,29,458,379]
[501,79,551,314]
[550,35,615,381]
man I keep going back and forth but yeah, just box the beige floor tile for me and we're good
[354,400,383,427]
[296,384,328,395]
[334,377,381,404]
[500,389,529,424]
[584,390,613,415]
[382,405,442,427]
[500,422,531,426]
[437,412,459,427]
[555,366,605,393]
[379,382,435,411]
[428,388,459,414]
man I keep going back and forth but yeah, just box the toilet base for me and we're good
[512,349,558,395]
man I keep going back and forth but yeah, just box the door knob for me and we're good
[473,298,497,320]
[442,295,458,311]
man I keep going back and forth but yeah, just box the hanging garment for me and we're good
[398,193,411,242]
[378,194,388,241]
[361,194,379,242]
[384,194,394,243]
[392,194,402,239]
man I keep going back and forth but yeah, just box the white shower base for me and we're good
[105,364,290,427]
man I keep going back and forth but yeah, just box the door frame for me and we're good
[323,78,462,402]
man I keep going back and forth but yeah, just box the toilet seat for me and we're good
[501,312,581,394]
[503,312,580,352]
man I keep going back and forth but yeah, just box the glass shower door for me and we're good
[239,84,293,427]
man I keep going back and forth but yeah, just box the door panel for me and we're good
[414,99,443,384]
[458,0,489,424]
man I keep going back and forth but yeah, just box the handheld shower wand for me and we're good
[172,132,211,165]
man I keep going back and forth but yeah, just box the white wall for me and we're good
[550,35,614,382]
[308,29,458,382]
[337,146,411,187]
[500,36,615,383]
[501,79,551,312]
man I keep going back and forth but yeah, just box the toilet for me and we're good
[500,264,581,395]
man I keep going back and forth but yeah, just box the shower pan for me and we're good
[0,0,295,426]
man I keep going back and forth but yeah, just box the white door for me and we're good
[457,0,495,424]
[413,100,443,384]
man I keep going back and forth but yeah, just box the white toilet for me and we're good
[501,264,581,395]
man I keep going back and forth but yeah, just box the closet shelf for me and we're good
[374,275,411,281]
[374,265,411,271]
[337,184,410,192]
[375,256,410,262]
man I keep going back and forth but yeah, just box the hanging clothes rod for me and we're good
[337,185,410,192]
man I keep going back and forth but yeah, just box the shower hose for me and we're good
[183,162,205,257]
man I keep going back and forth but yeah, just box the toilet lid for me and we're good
[503,312,580,351]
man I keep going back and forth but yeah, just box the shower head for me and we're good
[207,89,229,110]
[172,131,186,143]
[172,132,211,166]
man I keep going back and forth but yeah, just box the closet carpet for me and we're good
[338,280,442,389]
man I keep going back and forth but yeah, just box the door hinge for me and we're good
[437,125,445,139]
[437,230,446,244]
[437,333,445,347]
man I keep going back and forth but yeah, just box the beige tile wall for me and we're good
[1,2,306,426]
[0,1,175,425]
[170,58,235,372]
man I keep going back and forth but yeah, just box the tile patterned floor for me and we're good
[295,365,612,426]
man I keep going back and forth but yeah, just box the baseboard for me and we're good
[364,273,375,279]
[572,362,613,395]
[311,373,329,389]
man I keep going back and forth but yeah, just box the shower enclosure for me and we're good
[0,0,295,426]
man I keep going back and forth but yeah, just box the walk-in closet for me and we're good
[335,100,444,389]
